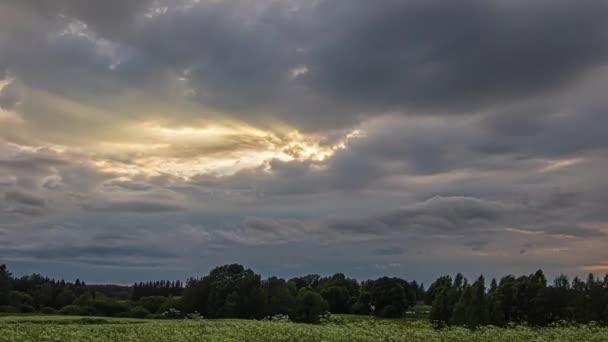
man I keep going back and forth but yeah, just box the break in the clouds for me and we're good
[1,0,608,283]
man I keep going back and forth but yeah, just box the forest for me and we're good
[2,263,608,327]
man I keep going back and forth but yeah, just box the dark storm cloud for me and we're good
[207,196,509,245]
[3,0,608,129]
[306,0,608,114]
[479,109,608,159]
[22,245,175,259]
[128,0,608,128]
[326,196,506,236]
[4,244,178,267]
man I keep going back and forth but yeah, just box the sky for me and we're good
[1,0,608,284]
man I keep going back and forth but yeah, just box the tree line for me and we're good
[3,263,608,326]
[428,270,608,328]
[179,264,423,322]
[0,263,421,322]
[132,280,184,300]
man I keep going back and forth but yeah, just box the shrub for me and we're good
[59,305,93,316]
[40,307,58,314]
[161,308,183,319]
[19,304,35,313]
[73,293,94,307]
[92,297,131,317]
[292,288,330,324]
[350,302,370,315]
[379,305,400,318]
[157,297,183,314]
[129,306,151,319]
[137,296,167,314]
[8,291,33,308]
[0,305,18,313]
[262,314,290,322]
[185,311,205,320]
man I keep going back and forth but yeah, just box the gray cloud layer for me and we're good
[3,0,608,129]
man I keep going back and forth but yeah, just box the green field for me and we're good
[1,315,607,342]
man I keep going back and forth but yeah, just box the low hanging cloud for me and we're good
[205,196,508,245]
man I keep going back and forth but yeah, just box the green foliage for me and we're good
[129,306,151,318]
[137,296,168,314]
[6,261,608,329]
[430,287,458,327]
[58,305,93,316]
[156,297,183,315]
[91,297,131,317]
[182,264,265,319]
[55,289,76,308]
[8,291,33,309]
[293,288,329,323]
[321,286,351,314]
[317,273,360,314]
[369,277,415,318]
[0,306,17,313]
[426,275,452,306]
[132,280,183,301]
[451,276,490,328]
[0,265,11,306]
[264,277,296,317]
[40,307,58,314]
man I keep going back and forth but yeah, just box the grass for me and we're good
[1,315,607,341]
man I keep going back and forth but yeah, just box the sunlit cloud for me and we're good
[539,158,584,173]
[90,122,361,178]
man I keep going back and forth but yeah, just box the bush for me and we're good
[262,314,290,322]
[0,305,18,313]
[185,311,205,320]
[161,308,183,319]
[59,305,93,316]
[137,296,167,314]
[40,307,58,314]
[379,305,401,318]
[73,293,94,307]
[19,304,35,313]
[129,306,151,318]
[350,302,370,315]
[292,288,330,324]
[92,297,131,317]
[157,297,183,314]
[319,312,346,324]
[8,291,33,308]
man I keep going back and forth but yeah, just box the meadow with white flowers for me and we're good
[1,315,607,342]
